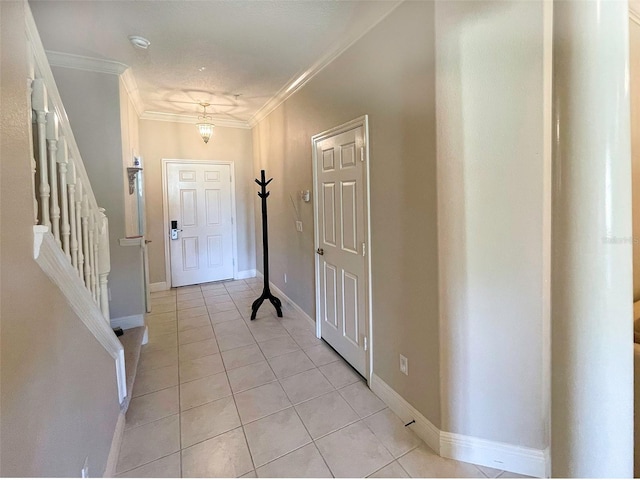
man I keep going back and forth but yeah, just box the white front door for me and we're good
[313,118,369,378]
[167,162,234,287]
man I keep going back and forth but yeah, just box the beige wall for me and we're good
[51,66,145,321]
[436,1,547,449]
[252,1,441,426]
[0,1,120,475]
[120,77,142,238]
[139,121,255,285]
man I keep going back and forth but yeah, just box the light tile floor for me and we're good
[115,278,528,478]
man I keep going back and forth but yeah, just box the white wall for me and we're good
[436,0,547,451]
[630,16,640,477]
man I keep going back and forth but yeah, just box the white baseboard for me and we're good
[440,432,546,478]
[150,281,168,292]
[103,411,125,477]
[256,272,316,330]
[111,314,145,330]
[370,374,546,478]
[235,269,257,280]
[370,373,440,453]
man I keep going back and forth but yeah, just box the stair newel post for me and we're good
[76,180,85,278]
[57,137,71,260]
[250,170,283,320]
[32,78,51,229]
[67,161,79,270]
[98,208,111,321]
[81,191,91,291]
[46,111,61,246]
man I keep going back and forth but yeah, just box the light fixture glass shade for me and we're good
[197,121,214,143]
[196,103,215,143]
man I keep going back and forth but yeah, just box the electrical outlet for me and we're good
[81,457,89,478]
[400,355,409,375]
[295,221,303,232]
[284,273,287,284]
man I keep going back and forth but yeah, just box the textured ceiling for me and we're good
[29,0,401,126]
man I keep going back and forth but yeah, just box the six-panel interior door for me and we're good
[167,163,234,287]
[315,125,368,377]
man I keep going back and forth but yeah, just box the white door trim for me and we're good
[311,115,373,383]
[161,158,239,288]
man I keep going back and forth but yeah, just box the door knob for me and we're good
[316,248,324,255]
[145,240,152,244]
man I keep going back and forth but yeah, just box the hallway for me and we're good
[114,279,526,478]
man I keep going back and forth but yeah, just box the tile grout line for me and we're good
[172,290,183,479]
[150,280,401,478]
[285,387,336,477]
[214,282,258,477]
[119,290,180,476]
[149,282,481,478]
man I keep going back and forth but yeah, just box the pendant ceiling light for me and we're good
[196,103,215,143]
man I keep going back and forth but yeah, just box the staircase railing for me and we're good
[25,6,126,404]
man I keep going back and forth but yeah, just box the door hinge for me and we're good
[362,242,366,257]
[360,146,365,162]
[364,336,368,351]
[231,217,234,225]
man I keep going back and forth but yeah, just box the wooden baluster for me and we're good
[67,162,79,270]
[92,213,100,304]
[76,180,85,278]
[82,192,91,291]
[46,111,60,246]
[57,137,71,260]
[94,218,101,306]
[89,212,97,301]
[28,78,38,224]
[93,215,101,306]
[97,208,111,321]
[32,78,50,228]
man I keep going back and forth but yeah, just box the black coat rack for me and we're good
[251,170,282,320]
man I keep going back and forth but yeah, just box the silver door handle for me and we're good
[316,248,324,255]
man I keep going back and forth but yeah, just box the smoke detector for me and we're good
[128,35,151,50]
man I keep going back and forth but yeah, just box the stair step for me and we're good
[119,326,146,412]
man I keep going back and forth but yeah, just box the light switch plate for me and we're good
[400,355,408,375]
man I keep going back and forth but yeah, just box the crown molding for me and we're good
[248,0,403,127]
[120,68,145,117]
[140,111,251,129]
[45,50,128,76]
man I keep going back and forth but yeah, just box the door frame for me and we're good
[161,158,239,288]
[311,115,373,383]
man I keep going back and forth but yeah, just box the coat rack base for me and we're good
[250,286,282,320]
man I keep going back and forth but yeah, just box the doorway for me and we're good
[162,159,238,287]
[312,116,372,380]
